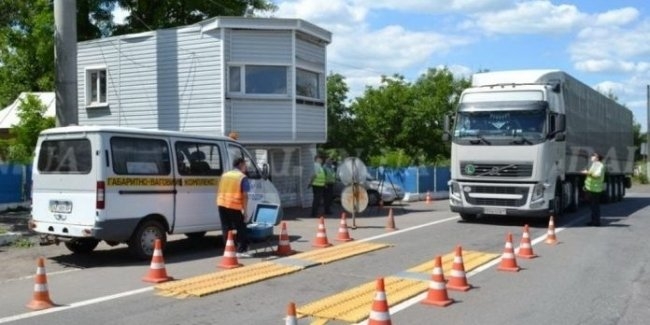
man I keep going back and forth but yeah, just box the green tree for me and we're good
[0,0,54,108]
[112,0,277,35]
[324,73,364,158]
[350,68,469,165]
[0,94,55,163]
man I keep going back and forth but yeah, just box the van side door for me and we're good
[172,139,224,233]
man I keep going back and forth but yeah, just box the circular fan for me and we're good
[341,184,369,214]
[337,157,368,185]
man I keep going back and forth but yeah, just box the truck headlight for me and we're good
[531,183,545,201]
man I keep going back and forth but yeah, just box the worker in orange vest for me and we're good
[217,157,251,257]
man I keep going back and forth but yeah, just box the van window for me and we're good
[227,144,261,179]
[111,137,170,175]
[175,142,223,176]
[37,139,92,174]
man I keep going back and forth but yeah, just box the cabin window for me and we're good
[296,68,320,99]
[85,67,107,107]
[245,65,287,94]
[110,137,170,175]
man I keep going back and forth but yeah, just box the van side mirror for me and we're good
[262,163,271,181]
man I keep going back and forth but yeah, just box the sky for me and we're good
[266,0,650,131]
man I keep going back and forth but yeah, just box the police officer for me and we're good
[217,157,251,257]
[323,157,336,215]
[582,152,606,227]
[309,155,326,218]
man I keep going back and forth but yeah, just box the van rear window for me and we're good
[37,139,92,174]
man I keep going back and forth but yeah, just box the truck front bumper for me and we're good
[450,205,550,218]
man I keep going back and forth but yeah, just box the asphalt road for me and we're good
[1,186,650,324]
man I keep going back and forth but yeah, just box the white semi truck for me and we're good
[443,70,634,221]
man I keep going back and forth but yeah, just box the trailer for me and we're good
[444,70,634,221]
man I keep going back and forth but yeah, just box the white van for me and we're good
[30,126,282,259]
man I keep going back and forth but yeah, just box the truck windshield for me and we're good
[453,103,547,144]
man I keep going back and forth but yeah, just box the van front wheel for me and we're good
[129,220,166,260]
[64,238,99,254]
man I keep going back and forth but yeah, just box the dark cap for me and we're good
[591,152,602,160]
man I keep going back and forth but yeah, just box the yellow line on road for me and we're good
[289,242,392,265]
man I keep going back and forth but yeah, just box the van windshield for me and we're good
[37,139,92,174]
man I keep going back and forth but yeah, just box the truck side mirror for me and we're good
[556,114,566,132]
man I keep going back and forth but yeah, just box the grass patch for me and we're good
[0,226,7,235]
[11,238,34,248]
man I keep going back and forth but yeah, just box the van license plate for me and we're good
[484,207,506,215]
[49,200,72,214]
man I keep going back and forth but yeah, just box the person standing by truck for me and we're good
[323,156,337,215]
[582,152,606,227]
[217,157,251,257]
[309,155,326,218]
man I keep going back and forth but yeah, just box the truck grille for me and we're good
[463,186,529,207]
[460,162,533,177]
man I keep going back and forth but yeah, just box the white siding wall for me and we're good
[229,99,293,142]
[296,104,326,142]
[229,30,292,63]
[77,28,224,135]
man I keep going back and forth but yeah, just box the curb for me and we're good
[0,232,22,246]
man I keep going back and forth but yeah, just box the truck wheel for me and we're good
[459,213,477,222]
[64,238,99,254]
[567,181,579,212]
[128,220,166,260]
[550,184,562,218]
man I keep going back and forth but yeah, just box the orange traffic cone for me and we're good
[285,301,298,325]
[368,277,392,325]
[385,208,396,231]
[276,222,294,256]
[447,245,472,292]
[219,230,243,269]
[545,216,558,245]
[497,233,520,272]
[142,239,173,283]
[425,191,432,204]
[422,255,454,307]
[312,216,332,248]
[26,257,55,310]
[517,224,538,259]
[336,212,354,242]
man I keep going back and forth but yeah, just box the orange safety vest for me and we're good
[216,170,246,210]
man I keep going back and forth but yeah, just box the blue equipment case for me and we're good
[247,203,280,240]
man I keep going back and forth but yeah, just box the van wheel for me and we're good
[129,220,166,260]
[64,238,99,254]
[459,213,477,222]
[185,232,206,239]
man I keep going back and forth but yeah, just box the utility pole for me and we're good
[54,0,78,127]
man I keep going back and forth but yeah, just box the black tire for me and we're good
[459,213,477,222]
[64,238,99,254]
[128,220,166,260]
[383,200,394,206]
[550,182,562,218]
[567,180,579,212]
[185,231,207,239]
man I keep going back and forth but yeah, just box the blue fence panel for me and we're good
[0,164,26,204]
[435,167,450,192]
